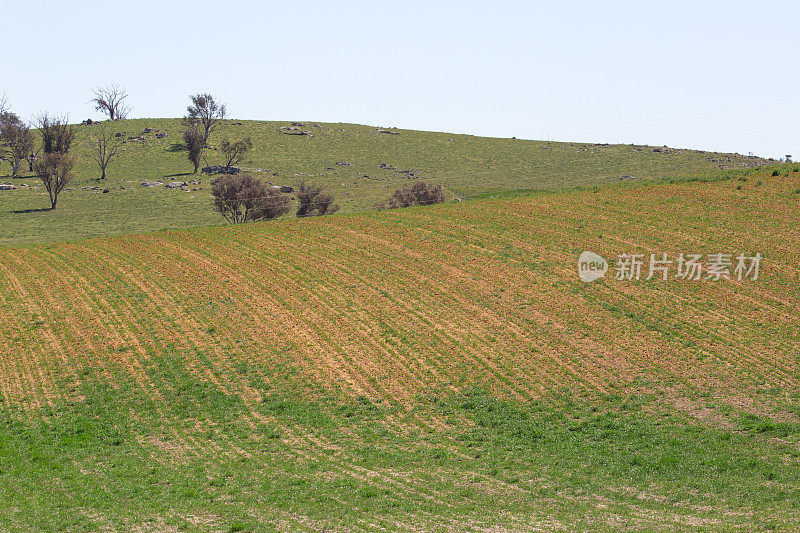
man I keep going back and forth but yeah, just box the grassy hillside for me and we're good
[1,167,798,530]
[0,118,776,247]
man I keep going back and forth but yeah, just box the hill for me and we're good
[0,118,776,247]
[1,167,798,530]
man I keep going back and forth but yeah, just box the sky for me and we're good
[3,0,799,159]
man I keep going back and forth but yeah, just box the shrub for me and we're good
[377,181,445,209]
[296,182,339,217]
[211,174,290,223]
[771,169,780,176]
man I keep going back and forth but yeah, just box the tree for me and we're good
[0,112,34,177]
[35,153,75,209]
[86,123,123,180]
[219,137,253,171]
[34,113,77,209]
[36,113,76,155]
[0,92,8,115]
[186,93,226,145]
[91,85,130,120]
[376,182,445,209]
[211,174,290,223]
[296,182,340,217]
[182,126,205,173]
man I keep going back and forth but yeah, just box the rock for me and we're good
[114,132,122,137]
[155,132,167,139]
[202,165,240,175]
[620,175,640,181]
[102,189,110,194]
[335,162,352,166]
[280,185,294,193]
[376,129,399,135]
[0,183,16,191]
[165,181,187,188]
[143,128,157,133]
[290,122,306,127]
[141,181,164,187]
[279,126,311,136]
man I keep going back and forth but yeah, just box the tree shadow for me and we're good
[11,207,51,214]
[164,172,193,178]
[167,142,186,153]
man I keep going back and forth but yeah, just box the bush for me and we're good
[377,181,445,209]
[296,182,339,217]
[211,174,290,223]
[771,169,780,176]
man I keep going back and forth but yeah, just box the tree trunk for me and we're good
[101,167,106,180]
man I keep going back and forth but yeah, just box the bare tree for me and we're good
[211,174,290,223]
[296,182,339,217]
[0,112,35,177]
[182,125,205,173]
[186,93,226,145]
[219,137,253,171]
[35,153,75,209]
[34,113,77,209]
[92,85,130,120]
[86,123,123,180]
[0,92,8,115]
[36,113,76,155]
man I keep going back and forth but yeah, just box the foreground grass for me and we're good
[0,118,775,247]
[1,364,798,531]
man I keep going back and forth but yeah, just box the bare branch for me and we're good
[92,84,130,120]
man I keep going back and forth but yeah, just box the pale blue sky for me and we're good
[4,0,799,158]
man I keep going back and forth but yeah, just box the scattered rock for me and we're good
[0,183,16,191]
[202,165,241,175]
[620,175,640,181]
[291,122,306,127]
[165,181,187,189]
[141,181,164,187]
[280,126,311,136]
[280,185,294,193]
[375,129,399,135]
[335,162,352,166]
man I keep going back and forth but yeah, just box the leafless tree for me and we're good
[211,174,290,223]
[0,112,35,177]
[91,85,130,120]
[220,137,253,171]
[36,113,76,155]
[86,122,123,180]
[186,93,226,145]
[182,125,205,173]
[296,182,339,217]
[0,92,9,114]
[35,153,75,209]
[33,113,77,209]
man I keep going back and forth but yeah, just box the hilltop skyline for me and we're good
[3,0,799,159]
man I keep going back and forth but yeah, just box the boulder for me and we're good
[280,126,311,136]
[141,181,163,187]
[0,183,16,191]
[165,181,187,188]
[280,185,294,193]
[202,165,240,175]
